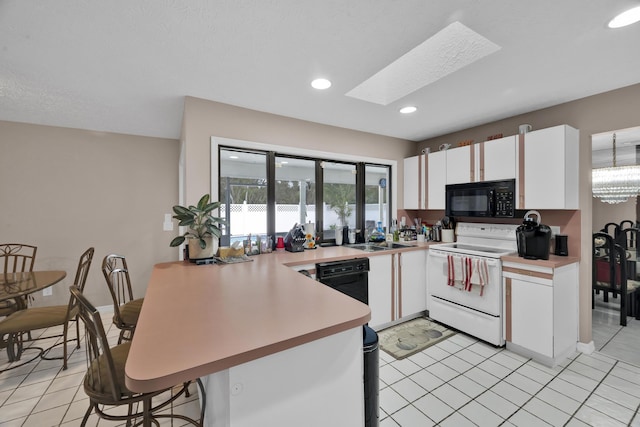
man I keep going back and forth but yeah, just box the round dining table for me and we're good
[0,270,67,309]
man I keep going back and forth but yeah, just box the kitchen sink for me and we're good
[347,244,389,252]
[347,242,412,252]
[385,242,413,249]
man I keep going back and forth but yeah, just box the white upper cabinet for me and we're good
[479,135,517,182]
[403,155,426,210]
[427,151,447,209]
[446,145,474,184]
[405,125,577,212]
[518,125,579,209]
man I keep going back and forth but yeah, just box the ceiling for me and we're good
[2,1,640,142]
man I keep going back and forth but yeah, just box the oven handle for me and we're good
[428,250,501,267]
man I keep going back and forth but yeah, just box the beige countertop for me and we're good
[501,253,580,269]
[125,243,430,393]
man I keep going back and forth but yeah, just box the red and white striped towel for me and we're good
[447,255,472,291]
[468,258,489,296]
[447,255,489,295]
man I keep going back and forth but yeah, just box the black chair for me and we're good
[617,227,639,250]
[620,219,635,230]
[70,285,205,426]
[593,233,640,326]
[601,222,621,240]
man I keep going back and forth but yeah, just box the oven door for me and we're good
[445,183,495,218]
[427,249,502,316]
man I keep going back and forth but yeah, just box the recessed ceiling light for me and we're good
[229,155,238,159]
[311,78,332,90]
[608,6,640,28]
[281,161,289,164]
[399,106,417,114]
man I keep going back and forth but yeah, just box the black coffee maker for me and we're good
[516,210,552,260]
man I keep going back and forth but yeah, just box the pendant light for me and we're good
[592,133,640,204]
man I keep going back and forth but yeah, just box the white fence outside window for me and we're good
[221,203,387,236]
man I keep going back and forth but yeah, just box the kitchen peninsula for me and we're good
[125,244,427,427]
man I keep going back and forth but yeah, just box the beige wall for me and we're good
[417,82,640,346]
[0,121,180,307]
[181,96,416,206]
[592,199,636,232]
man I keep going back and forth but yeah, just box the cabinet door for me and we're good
[522,125,578,209]
[506,277,553,358]
[427,151,446,209]
[446,146,473,184]
[482,135,516,181]
[403,156,423,209]
[368,254,393,329]
[399,250,427,318]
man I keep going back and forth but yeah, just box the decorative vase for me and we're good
[188,236,218,259]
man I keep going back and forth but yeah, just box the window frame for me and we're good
[212,138,395,246]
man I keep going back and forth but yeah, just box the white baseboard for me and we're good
[96,305,113,313]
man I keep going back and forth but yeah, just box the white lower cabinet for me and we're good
[368,254,393,329]
[399,250,427,318]
[368,250,427,330]
[502,261,578,366]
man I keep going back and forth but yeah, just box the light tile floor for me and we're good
[592,294,640,366]
[1,302,638,426]
[0,311,200,426]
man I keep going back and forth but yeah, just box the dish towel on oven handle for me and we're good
[469,258,489,296]
[447,255,472,291]
[447,255,488,295]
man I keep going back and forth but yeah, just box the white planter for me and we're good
[188,236,218,259]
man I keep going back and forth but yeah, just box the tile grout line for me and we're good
[558,356,620,426]
[391,338,512,425]
[381,335,482,422]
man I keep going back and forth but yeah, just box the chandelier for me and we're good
[592,133,640,204]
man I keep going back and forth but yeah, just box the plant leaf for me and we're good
[170,236,186,247]
[178,218,195,227]
[173,205,191,215]
[197,194,210,211]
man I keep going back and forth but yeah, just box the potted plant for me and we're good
[169,194,226,259]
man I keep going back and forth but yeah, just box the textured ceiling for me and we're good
[1,1,640,141]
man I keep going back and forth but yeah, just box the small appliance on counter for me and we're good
[516,210,552,260]
[554,234,569,256]
[284,224,306,252]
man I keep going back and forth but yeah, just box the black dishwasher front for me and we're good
[315,258,378,427]
[315,258,369,304]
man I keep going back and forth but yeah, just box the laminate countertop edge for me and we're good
[124,245,424,393]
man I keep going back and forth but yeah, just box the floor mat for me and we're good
[378,317,456,360]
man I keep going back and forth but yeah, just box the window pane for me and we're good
[275,156,316,236]
[365,164,390,235]
[323,161,356,239]
[219,148,267,245]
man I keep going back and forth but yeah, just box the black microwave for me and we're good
[445,179,516,218]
